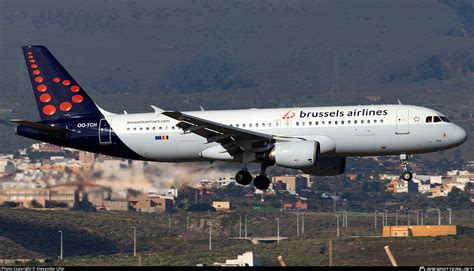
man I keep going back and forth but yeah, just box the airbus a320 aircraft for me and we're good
[13,46,468,190]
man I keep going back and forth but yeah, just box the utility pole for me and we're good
[416,210,419,225]
[276,218,280,243]
[239,214,242,238]
[437,209,441,225]
[132,226,136,257]
[244,214,248,238]
[384,210,388,226]
[336,215,340,237]
[297,212,300,236]
[447,208,452,225]
[168,214,171,228]
[58,230,63,260]
[408,210,411,226]
[374,210,377,228]
[209,222,212,251]
[302,212,305,234]
[186,216,189,230]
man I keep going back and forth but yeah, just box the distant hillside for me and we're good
[0,0,473,158]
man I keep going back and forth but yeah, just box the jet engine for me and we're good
[263,141,320,169]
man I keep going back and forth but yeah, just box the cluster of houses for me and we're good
[384,170,473,198]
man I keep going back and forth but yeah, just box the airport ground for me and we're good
[0,208,473,266]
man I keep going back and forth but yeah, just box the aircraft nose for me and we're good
[452,125,467,145]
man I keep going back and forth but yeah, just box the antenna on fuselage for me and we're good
[397,99,403,105]
[200,106,205,111]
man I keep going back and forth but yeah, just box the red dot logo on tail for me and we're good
[36,85,47,92]
[42,105,56,116]
[31,64,38,69]
[62,80,71,86]
[53,77,61,83]
[39,94,51,103]
[72,95,83,103]
[60,102,72,112]
[70,85,80,92]
[32,69,40,75]
[35,77,43,83]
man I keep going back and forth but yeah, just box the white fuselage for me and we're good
[100,104,467,163]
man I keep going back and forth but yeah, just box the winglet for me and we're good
[151,105,165,116]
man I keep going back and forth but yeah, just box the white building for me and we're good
[0,160,16,175]
[154,188,178,198]
[213,252,261,267]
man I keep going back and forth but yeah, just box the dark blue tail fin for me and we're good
[22,45,101,120]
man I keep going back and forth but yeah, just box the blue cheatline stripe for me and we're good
[155,136,162,140]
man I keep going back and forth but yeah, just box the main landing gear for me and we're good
[400,153,413,181]
[235,163,272,190]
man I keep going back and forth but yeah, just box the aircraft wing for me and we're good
[162,111,273,156]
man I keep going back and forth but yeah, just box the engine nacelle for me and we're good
[269,141,320,169]
[301,157,346,176]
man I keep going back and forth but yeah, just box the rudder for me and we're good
[22,45,101,120]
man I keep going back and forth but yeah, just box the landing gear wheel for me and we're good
[401,171,413,181]
[253,175,271,190]
[235,170,252,186]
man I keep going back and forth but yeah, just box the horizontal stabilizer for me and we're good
[11,119,73,137]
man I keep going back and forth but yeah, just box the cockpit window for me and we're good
[426,116,432,123]
[440,116,450,122]
[433,116,441,123]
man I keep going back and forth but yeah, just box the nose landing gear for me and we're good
[400,153,413,181]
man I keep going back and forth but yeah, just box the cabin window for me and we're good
[249,124,252,128]
[127,128,130,131]
[269,123,272,127]
[341,121,344,125]
[140,127,143,130]
[255,123,258,128]
[309,121,312,125]
[426,116,432,123]
[354,120,357,124]
[302,122,305,126]
[322,121,325,125]
[133,127,136,131]
[230,124,233,127]
[146,127,149,130]
[440,116,450,122]
[152,127,156,130]
[159,127,162,130]
[361,120,364,124]
[243,124,246,128]
[296,122,299,126]
[348,120,351,124]
[335,121,338,125]
[380,119,383,123]
[367,120,370,124]
[262,123,266,127]
[172,126,175,130]
[374,120,377,124]
[236,124,239,127]
[316,121,319,125]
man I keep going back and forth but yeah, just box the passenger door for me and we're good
[396,109,410,134]
[99,118,112,144]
